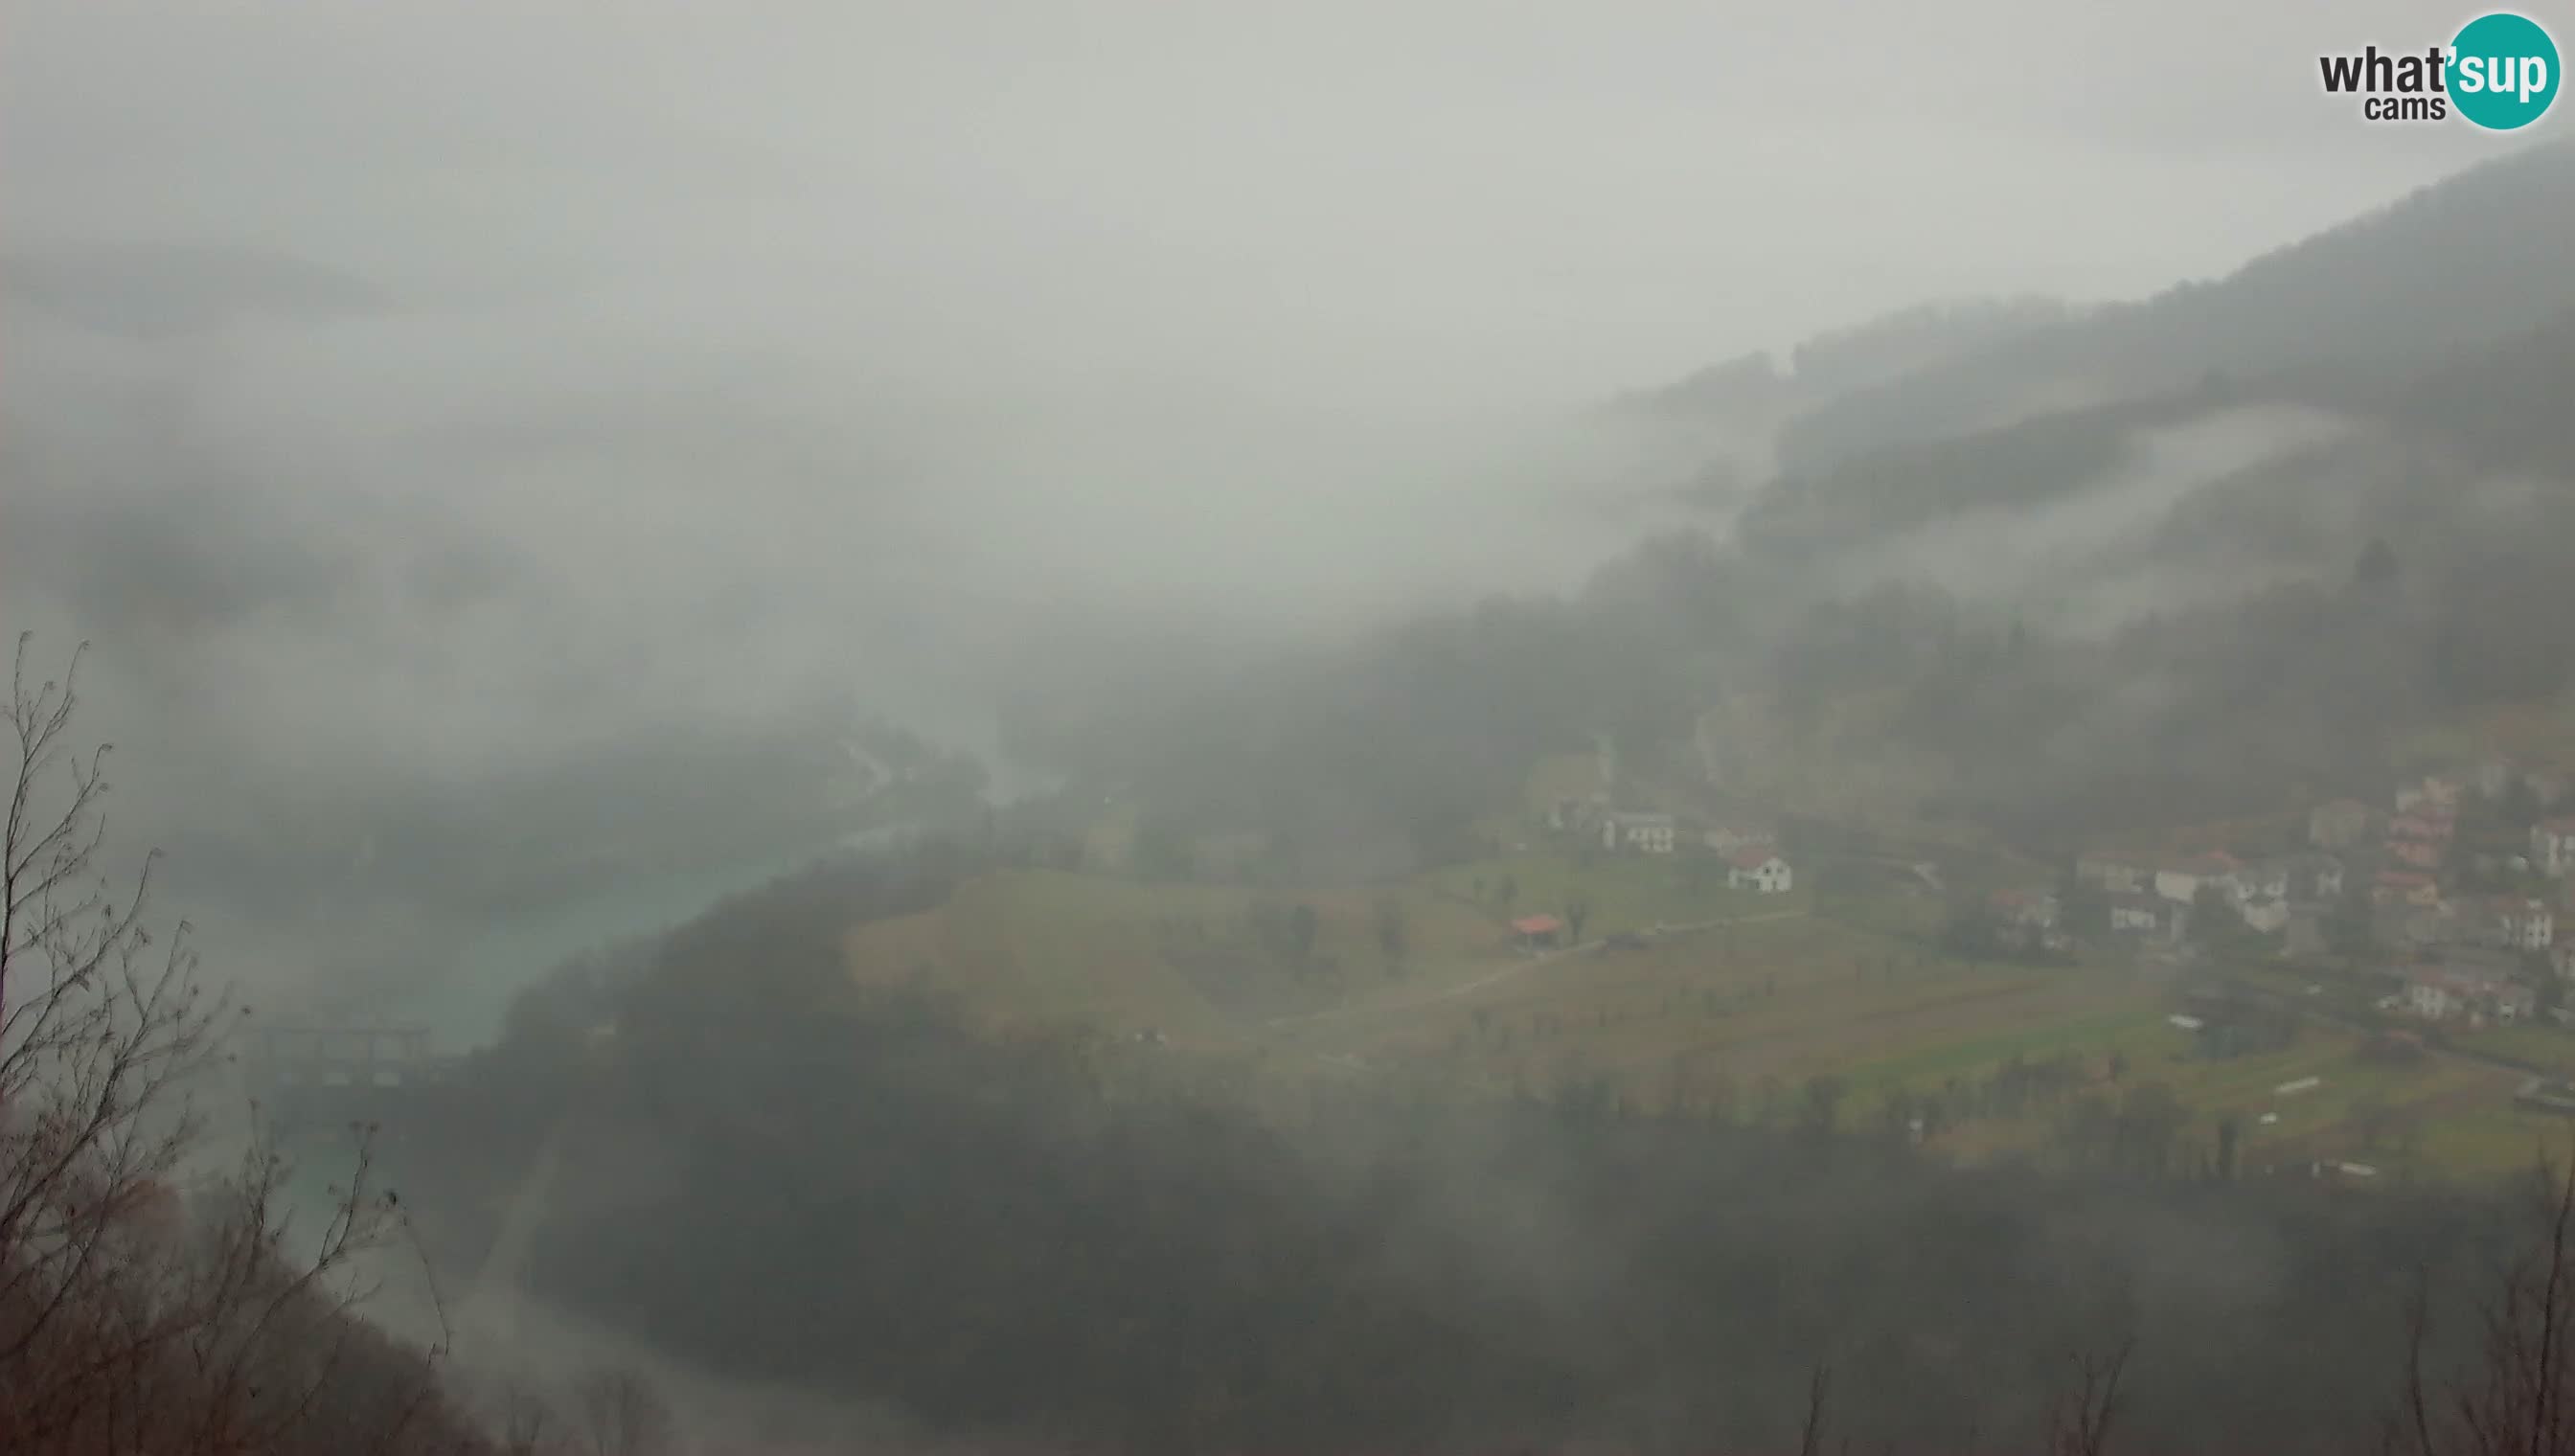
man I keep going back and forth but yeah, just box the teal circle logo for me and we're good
[2450,12,2560,130]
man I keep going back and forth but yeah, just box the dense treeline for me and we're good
[390,846,2555,1456]
[1775,141,2575,471]
[1005,466,2575,863]
[1000,584,1721,880]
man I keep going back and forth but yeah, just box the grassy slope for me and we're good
[842,852,2560,1186]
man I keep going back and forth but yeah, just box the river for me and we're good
[391,823,914,1054]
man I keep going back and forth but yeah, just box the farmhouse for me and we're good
[1725,845,1793,895]
[2281,851,2345,902]
[2492,897,2556,952]
[2237,896,2290,935]
[2385,840,2442,872]
[1510,914,1564,949]
[2075,852,2154,896]
[2390,812,2453,844]
[2388,901,2450,949]
[2404,965,2534,1025]
[1603,811,1677,855]
[2108,892,2187,944]
[2232,859,2291,905]
[2154,852,2241,906]
[2372,870,2441,908]
[2395,775,2466,815]
[1988,887,2060,929]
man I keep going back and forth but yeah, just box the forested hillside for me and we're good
[381,844,2550,1456]
[1776,141,2575,471]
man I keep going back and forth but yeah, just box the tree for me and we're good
[2326,886,2378,958]
[2353,1093,2399,1153]
[2393,1149,2575,1456]
[1372,896,1408,971]
[0,636,451,1454]
[2113,1081,2189,1178]
[1797,1074,1848,1138]
[1287,902,1320,963]
[575,1366,675,1456]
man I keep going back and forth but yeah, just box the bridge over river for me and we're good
[241,1021,458,1129]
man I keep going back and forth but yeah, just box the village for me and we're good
[1340,742,2575,1182]
[2071,761,2575,1028]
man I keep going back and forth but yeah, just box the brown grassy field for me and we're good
[840,860,2558,1186]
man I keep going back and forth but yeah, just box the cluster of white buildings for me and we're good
[1543,797,1795,894]
[2073,847,2342,944]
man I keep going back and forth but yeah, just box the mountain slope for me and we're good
[1777,140,2575,472]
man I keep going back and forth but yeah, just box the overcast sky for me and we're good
[4,0,2539,407]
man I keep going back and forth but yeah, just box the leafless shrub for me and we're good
[0,634,470,1454]
[2044,1341,2129,1456]
[2389,1147,2575,1456]
[574,1364,677,1456]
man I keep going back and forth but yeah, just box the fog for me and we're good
[1,3,2501,929]
[1827,403,2365,628]
[10,3,2575,1452]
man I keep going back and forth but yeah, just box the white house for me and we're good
[2291,853,2346,902]
[2397,776,2466,816]
[2535,817,2575,878]
[2494,898,2557,951]
[2108,892,2187,944]
[2234,859,2291,906]
[2407,967,2534,1024]
[1603,811,1677,855]
[2076,853,2153,896]
[1725,845,1792,894]
[2238,896,2290,935]
[2155,852,2242,906]
[1989,888,2060,929]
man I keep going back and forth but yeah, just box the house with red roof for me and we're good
[1509,914,1563,948]
[2373,870,2441,908]
[2075,851,2154,895]
[1988,887,2060,929]
[2406,964,2534,1024]
[2154,852,2240,906]
[2108,892,2186,944]
[2387,836,2445,871]
[1724,845,1792,895]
